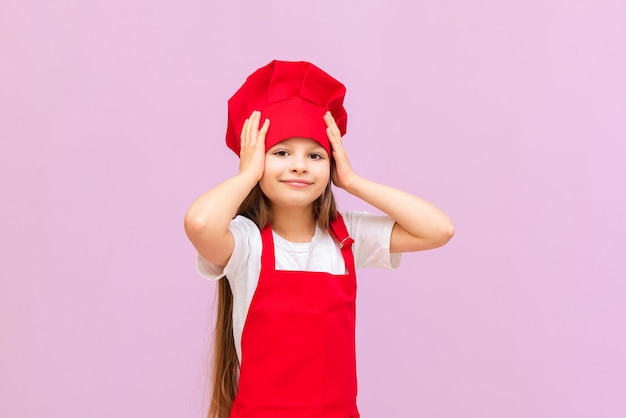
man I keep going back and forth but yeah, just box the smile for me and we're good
[280,179,313,188]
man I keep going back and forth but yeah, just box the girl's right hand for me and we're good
[239,110,270,181]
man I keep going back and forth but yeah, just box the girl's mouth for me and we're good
[281,179,313,188]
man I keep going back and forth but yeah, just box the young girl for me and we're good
[185,60,454,418]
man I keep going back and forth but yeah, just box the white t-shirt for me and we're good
[197,211,402,361]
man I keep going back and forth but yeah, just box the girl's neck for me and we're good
[271,206,316,243]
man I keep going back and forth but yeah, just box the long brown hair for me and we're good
[208,181,337,418]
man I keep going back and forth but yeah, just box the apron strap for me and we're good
[329,212,354,249]
[329,212,356,274]
[260,224,276,269]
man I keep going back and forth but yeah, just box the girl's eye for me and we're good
[274,150,289,157]
[309,153,323,160]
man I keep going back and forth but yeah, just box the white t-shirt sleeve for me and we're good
[342,211,402,270]
[196,216,261,281]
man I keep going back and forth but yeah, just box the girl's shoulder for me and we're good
[340,210,395,234]
[341,211,402,270]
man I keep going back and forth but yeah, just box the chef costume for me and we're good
[225,60,359,418]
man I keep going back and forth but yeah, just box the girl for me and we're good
[185,60,454,418]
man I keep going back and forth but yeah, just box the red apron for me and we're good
[230,213,360,418]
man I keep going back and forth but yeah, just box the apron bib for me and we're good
[230,214,360,418]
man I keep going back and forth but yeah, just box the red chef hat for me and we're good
[226,60,347,157]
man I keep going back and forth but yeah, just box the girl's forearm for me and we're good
[185,170,259,236]
[344,175,454,244]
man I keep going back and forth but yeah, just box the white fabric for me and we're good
[196,210,402,361]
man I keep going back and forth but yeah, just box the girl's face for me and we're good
[259,137,331,211]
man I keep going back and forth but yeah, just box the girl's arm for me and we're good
[324,112,454,253]
[184,111,269,266]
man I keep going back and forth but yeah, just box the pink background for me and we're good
[1,0,625,417]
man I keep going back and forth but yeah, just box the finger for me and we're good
[242,111,259,147]
[251,111,261,137]
[245,112,254,139]
[258,118,270,141]
[324,112,342,142]
[323,111,335,128]
[326,125,343,153]
[329,117,342,139]
[324,111,338,127]
[240,117,250,147]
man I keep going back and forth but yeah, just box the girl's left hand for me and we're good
[324,111,358,191]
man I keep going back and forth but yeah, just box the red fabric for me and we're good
[226,60,348,157]
[230,214,360,418]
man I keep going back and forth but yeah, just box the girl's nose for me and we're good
[289,155,308,173]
